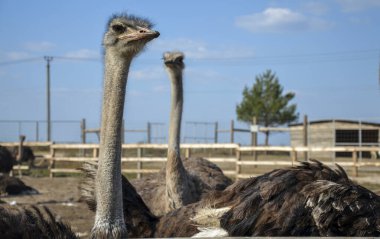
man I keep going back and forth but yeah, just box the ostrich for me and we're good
[131,51,231,215]
[0,135,38,195]
[90,13,159,238]
[0,12,159,238]
[0,135,34,174]
[12,135,35,168]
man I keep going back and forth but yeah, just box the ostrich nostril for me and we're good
[139,30,146,33]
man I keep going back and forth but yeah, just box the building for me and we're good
[289,119,380,159]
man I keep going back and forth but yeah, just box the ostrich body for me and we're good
[0,205,77,239]
[0,146,13,174]
[131,52,231,215]
[0,174,38,196]
[82,159,380,237]
[92,14,159,238]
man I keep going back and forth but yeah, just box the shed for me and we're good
[289,119,380,159]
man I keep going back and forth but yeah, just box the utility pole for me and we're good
[44,56,53,141]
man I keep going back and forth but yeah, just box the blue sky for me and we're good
[0,0,379,143]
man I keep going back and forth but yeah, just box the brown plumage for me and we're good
[0,205,77,239]
[216,159,349,236]
[0,136,38,196]
[81,159,380,237]
[0,146,14,174]
[0,135,35,174]
[302,180,380,236]
[132,157,232,216]
[0,173,38,196]
[12,146,35,168]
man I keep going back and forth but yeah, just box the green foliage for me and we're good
[236,70,299,144]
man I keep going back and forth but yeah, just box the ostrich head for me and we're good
[103,14,160,57]
[19,135,26,142]
[163,51,185,81]
[163,51,185,70]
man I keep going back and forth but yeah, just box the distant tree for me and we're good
[236,69,299,145]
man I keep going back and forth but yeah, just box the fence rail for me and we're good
[6,142,379,179]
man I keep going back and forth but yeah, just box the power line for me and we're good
[0,56,100,67]
[186,48,380,64]
[0,57,42,66]
[53,56,100,62]
[0,48,379,67]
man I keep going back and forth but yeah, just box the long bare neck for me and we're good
[166,68,191,209]
[168,70,183,154]
[17,137,24,162]
[93,49,131,237]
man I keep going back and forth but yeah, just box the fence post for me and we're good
[214,122,218,143]
[92,147,99,158]
[147,122,151,143]
[230,120,234,143]
[137,147,142,179]
[235,145,241,179]
[251,117,257,166]
[81,118,86,144]
[352,150,358,177]
[291,148,297,165]
[49,142,55,178]
[185,147,191,159]
[303,115,308,161]
[36,121,39,142]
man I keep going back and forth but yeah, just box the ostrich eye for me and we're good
[112,24,126,33]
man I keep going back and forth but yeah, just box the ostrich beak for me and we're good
[143,29,160,40]
[118,28,160,42]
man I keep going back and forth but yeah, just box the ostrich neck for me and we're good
[17,138,24,162]
[94,49,131,236]
[168,71,183,152]
[166,69,190,209]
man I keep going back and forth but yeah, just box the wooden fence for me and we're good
[4,142,379,178]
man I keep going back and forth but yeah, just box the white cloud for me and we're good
[64,49,100,59]
[336,0,380,12]
[235,8,333,33]
[129,67,164,81]
[348,16,370,25]
[151,38,255,60]
[303,1,330,15]
[24,41,56,52]
[186,68,228,82]
[6,51,32,60]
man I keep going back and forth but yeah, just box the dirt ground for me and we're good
[0,176,93,238]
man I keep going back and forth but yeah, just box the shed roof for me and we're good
[289,119,380,127]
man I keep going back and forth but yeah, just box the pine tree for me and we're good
[236,69,298,145]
